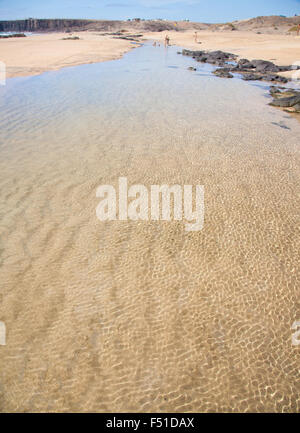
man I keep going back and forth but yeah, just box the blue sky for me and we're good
[0,0,299,23]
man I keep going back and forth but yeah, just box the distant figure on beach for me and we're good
[194,32,198,43]
[297,24,300,36]
[164,34,170,47]
[153,41,157,47]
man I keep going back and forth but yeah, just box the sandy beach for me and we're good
[1,30,300,79]
[147,30,300,65]
[0,32,137,78]
[147,30,300,80]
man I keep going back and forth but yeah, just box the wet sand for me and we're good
[0,44,299,412]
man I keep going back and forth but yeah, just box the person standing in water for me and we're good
[164,34,170,47]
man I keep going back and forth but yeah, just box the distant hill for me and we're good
[0,18,179,33]
[0,16,299,34]
[231,15,300,33]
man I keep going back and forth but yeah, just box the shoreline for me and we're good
[2,30,299,122]
[0,31,141,79]
[177,44,300,122]
[1,30,300,79]
[145,30,300,65]
[147,30,300,82]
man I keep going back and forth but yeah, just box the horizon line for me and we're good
[0,13,296,24]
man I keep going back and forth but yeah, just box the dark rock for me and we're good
[292,103,300,112]
[250,59,280,73]
[182,48,293,85]
[62,36,80,40]
[241,73,288,83]
[271,88,299,99]
[278,65,294,72]
[242,74,263,81]
[237,59,255,69]
[213,68,234,78]
[238,58,250,65]
[0,32,26,38]
[187,67,196,71]
[264,74,288,83]
[208,50,236,60]
[182,49,204,56]
[196,56,208,63]
[219,64,234,69]
[270,86,282,95]
[113,34,143,41]
[182,49,237,64]
[270,93,300,107]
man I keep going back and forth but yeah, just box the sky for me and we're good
[0,0,300,23]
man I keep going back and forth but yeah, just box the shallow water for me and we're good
[0,44,299,412]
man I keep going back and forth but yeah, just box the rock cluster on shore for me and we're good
[182,49,238,65]
[269,87,300,113]
[181,49,300,84]
[181,48,300,115]
[112,33,144,42]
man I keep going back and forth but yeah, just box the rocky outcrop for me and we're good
[182,49,237,66]
[112,34,143,42]
[0,19,96,32]
[269,87,300,112]
[237,59,255,69]
[213,68,233,78]
[181,49,297,83]
[0,19,179,33]
[249,59,280,73]
[241,73,288,83]
[1,15,300,35]
[241,73,263,81]
[234,59,293,82]
[0,33,26,38]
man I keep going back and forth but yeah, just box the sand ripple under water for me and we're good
[0,45,299,412]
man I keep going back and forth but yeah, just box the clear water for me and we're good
[0,44,299,412]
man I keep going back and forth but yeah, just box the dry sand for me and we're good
[146,30,300,65]
[0,32,137,78]
[145,30,300,81]
[1,30,300,79]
